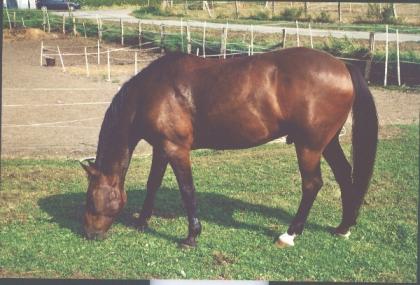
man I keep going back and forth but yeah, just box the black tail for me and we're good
[347,64,379,223]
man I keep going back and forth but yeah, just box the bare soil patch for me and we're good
[2,31,419,158]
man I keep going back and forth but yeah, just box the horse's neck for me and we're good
[95,84,138,179]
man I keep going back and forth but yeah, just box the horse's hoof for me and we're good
[331,226,351,239]
[275,232,296,249]
[137,223,148,232]
[275,239,293,249]
[179,238,197,249]
[334,230,351,239]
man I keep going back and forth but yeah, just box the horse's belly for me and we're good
[195,112,286,149]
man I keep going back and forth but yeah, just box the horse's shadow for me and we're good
[38,187,329,242]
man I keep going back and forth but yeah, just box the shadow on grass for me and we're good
[38,187,329,243]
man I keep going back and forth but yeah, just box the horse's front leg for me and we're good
[276,145,323,248]
[164,142,201,248]
[137,148,168,231]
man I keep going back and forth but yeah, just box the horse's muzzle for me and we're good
[85,230,107,241]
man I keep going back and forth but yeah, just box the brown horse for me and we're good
[80,47,378,248]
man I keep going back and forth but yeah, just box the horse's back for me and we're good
[137,48,354,150]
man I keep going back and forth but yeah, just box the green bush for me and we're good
[357,3,401,25]
[278,7,303,21]
[315,11,333,23]
[247,10,270,21]
[320,36,369,59]
[133,5,172,17]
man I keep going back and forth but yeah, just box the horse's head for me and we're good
[80,159,127,240]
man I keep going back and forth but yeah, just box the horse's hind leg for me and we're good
[137,148,168,231]
[276,144,323,248]
[323,136,353,237]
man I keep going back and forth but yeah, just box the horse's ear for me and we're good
[80,162,100,177]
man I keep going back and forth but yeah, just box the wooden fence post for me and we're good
[107,49,111,82]
[338,2,342,23]
[251,24,254,55]
[282,28,287,48]
[46,10,50,33]
[73,16,76,36]
[21,18,26,28]
[186,22,191,54]
[309,23,313,48]
[120,18,124,46]
[202,21,206,58]
[384,25,389,86]
[57,46,66,72]
[40,41,44,66]
[138,20,142,48]
[134,52,138,75]
[42,9,46,32]
[223,25,228,59]
[396,29,401,86]
[180,18,184,52]
[62,15,66,34]
[84,47,89,77]
[97,40,100,65]
[235,1,239,19]
[160,24,165,53]
[5,7,12,30]
[295,20,300,47]
[364,32,375,82]
[83,22,87,38]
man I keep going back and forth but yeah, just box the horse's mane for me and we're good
[95,81,129,172]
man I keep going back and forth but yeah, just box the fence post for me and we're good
[364,32,375,82]
[42,9,46,32]
[282,28,287,48]
[73,16,77,36]
[384,25,389,86]
[295,20,300,47]
[107,49,111,82]
[138,20,142,49]
[5,7,12,30]
[83,22,87,38]
[96,15,100,40]
[97,40,100,65]
[40,41,44,66]
[180,18,184,52]
[21,17,26,28]
[396,29,401,86]
[186,22,191,54]
[84,47,89,77]
[309,23,313,48]
[99,18,103,42]
[46,10,50,33]
[13,11,16,29]
[160,24,165,54]
[223,23,228,59]
[251,24,254,55]
[134,52,138,75]
[202,21,206,58]
[62,15,66,34]
[57,46,66,72]
[338,2,342,23]
[120,18,124,46]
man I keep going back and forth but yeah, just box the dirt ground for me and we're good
[2,30,419,159]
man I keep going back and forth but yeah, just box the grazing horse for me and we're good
[80,47,378,248]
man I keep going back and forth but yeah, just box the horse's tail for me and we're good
[347,63,378,224]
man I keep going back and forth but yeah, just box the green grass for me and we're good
[0,125,418,281]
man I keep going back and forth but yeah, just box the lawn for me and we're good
[0,125,418,281]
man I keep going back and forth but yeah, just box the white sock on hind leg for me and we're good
[279,232,296,246]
